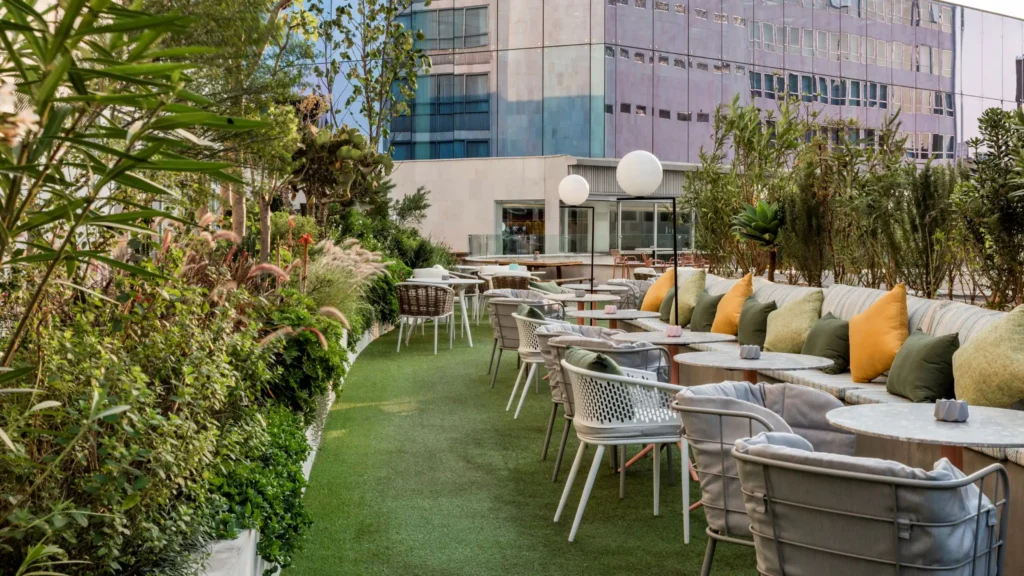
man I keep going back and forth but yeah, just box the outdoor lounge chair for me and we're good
[672,382,857,569]
[733,432,1009,576]
[396,283,455,355]
[507,313,568,419]
[486,294,561,387]
[555,361,685,542]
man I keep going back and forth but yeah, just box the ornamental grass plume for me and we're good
[303,239,387,331]
[318,306,350,330]
[248,263,291,282]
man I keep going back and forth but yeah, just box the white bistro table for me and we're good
[407,277,484,347]
[565,308,659,330]
[674,350,833,388]
[542,292,620,327]
[613,331,737,385]
[827,403,1024,470]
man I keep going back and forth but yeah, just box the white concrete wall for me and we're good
[388,155,575,253]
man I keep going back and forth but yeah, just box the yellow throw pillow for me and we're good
[669,269,707,326]
[953,305,1024,407]
[849,283,909,383]
[640,268,676,312]
[711,273,753,335]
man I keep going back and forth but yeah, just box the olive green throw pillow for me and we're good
[529,281,561,294]
[953,305,1024,407]
[737,298,778,347]
[516,303,546,321]
[668,269,707,326]
[764,290,824,353]
[801,313,850,375]
[564,347,624,376]
[689,292,724,333]
[886,330,959,403]
[659,287,676,322]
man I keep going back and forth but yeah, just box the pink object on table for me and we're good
[604,305,618,314]
[665,325,683,337]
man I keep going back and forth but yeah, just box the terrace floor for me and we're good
[286,320,757,575]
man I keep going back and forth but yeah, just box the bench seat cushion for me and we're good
[844,385,913,405]
[760,368,881,402]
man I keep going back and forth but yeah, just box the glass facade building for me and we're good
[389,0,1024,164]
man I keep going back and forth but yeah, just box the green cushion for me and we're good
[886,330,959,403]
[516,303,546,321]
[953,305,1024,407]
[764,290,824,353]
[529,281,561,294]
[669,269,707,326]
[801,313,850,375]
[689,291,724,333]
[737,297,778,347]
[564,347,624,376]
[659,288,676,322]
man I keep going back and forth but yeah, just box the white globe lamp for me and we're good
[558,174,590,206]
[616,150,663,197]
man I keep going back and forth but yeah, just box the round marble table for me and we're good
[673,350,834,387]
[827,403,1024,469]
[406,277,484,347]
[565,309,659,330]
[543,293,620,327]
[612,331,738,384]
[560,283,630,294]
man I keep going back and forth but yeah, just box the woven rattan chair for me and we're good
[486,295,562,388]
[733,432,1009,576]
[492,274,531,291]
[396,283,455,355]
[555,361,684,542]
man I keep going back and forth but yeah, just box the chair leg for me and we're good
[682,437,690,544]
[568,444,606,542]
[554,442,586,523]
[552,419,571,483]
[433,320,439,355]
[514,364,537,419]
[449,316,454,349]
[407,320,414,345]
[487,339,497,375]
[667,443,675,486]
[700,536,717,576]
[490,349,503,389]
[396,318,404,352]
[541,403,558,461]
[619,445,626,499]
[506,363,527,411]
[653,443,661,517]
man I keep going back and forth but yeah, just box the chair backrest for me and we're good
[607,279,655,310]
[488,298,560,349]
[561,361,682,441]
[479,264,511,276]
[492,274,531,290]
[733,432,1009,576]
[396,283,455,317]
[512,313,564,362]
[412,268,445,279]
[536,325,626,409]
[450,271,480,294]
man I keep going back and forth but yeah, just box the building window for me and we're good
[635,0,647,7]
[733,16,746,27]
[876,40,888,67]
[788,73,799,95]
[620,103,631,113]
[658,55,669,65]
[392,143,412,161]
[818,76,828,102]
[749,71,762,98]
[879,84,888,110]
[605,46,615,58]
[713,12,727,24]
[850,34,860,63]
[696,112,710,122]
[945,92,954,117]
[695,8,707,19]
[696,61,709,71]
[659,109,671,119]
[815,30,827,59]
[466,140,489,158]
[764,74,776,100]
[634,52,646,63]
[850,80,861,107]
[677,111,691,121]
[940,6,952,32]
[674,58,686,68]
[620,48,629,58]
[941,49,952,78]
[788,26,800,55]
[735,65,746,75]
[605,103,613,114]
[828,31,840,61]
[636,105,647,116]
[801,75,814,102]
[867,82,878,107]
[675,3,686,15]
[750,20,761,50]
[655,1,669,10]
[763,23,776,53]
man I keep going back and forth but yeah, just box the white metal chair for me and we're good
[555,361,685,542]
[395,283,455,355]
[507,312,566,419]
[485,294,561,387]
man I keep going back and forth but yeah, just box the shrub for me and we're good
[270,212,320,250]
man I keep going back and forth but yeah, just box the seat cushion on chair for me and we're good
[712,273,754,335]
[886,330,959,403]
[801,313,850,375]
[529,281,562,294]
[690,291,724,332]
[764,289,823,353]
[849,283,909,383]
[738,297,778,347]
[516,303,547,320]
[953,304,1024,407]
[564,347,625,377]
[572,420,683,439]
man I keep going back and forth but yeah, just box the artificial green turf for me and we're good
[286,319,758,576]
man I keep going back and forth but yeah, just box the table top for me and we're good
[672,350,834,372]
[613,331,737,346]
[561,283,630,293]
[826,404,1024,448]
[453,265,480,272]
[543,293,621,303]
[407,277,483,286]
[482,260,583,267]
[566,309,661,320]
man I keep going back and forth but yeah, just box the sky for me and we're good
[952,0,1024,19]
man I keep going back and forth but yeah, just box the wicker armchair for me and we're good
[491,274,532,291]
[396,283,455,355]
